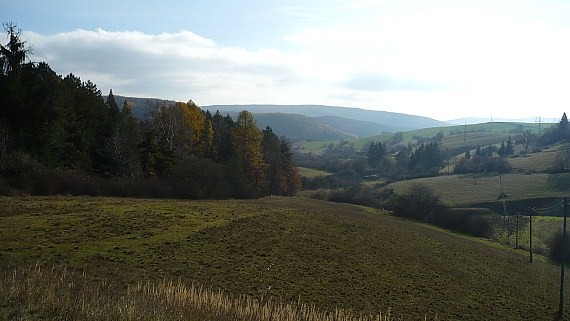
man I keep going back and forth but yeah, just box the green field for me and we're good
[515,216,564,257]
[298,166,330,178]
[1,196,569,320]
[386,173,570,206]
[297,122,545,154]
[509,146,561,171]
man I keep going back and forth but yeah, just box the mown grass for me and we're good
[439,132,511,151]
[514,216,564,257]
[298,167,330,178]
[296,122,543,154]
[386,173,570,206]
[509,146,561,171]
[1,196,569,320]
[352,122,541,150]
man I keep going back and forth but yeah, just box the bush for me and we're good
[548,230,570,264]
[428,209,493,238]
[0,153,243,199]
[327,184,389,208]
[454,155,511,175]
[386,184,493,238]
[0,179,10,195]
[386,183,443,221]
[0,151,45,191]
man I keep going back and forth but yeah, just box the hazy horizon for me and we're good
[4,0,569,121]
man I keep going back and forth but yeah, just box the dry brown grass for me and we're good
[0,264,401,321]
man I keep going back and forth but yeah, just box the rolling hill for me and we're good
[1,196,568,320]
[112,95,176,120]
[218,112,360,141]
[110,95,447,141]
[205,104,448,132]
[110,96,450,140]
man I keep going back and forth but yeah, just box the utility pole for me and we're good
[559,197,568,318]
[529,207,533,263]
[464,121,467,144]
[515,212,520,249]
[499,175,509,245]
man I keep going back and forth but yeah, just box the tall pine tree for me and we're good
[233,110,266,195]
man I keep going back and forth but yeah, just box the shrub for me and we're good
[0,151,44,191]
[428,209,493,238]
[327,184,388,208]
[548,230,570,264]
[386,184,493,238]
[386,183,444,221]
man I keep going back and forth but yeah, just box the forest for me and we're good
[0,23,300,199]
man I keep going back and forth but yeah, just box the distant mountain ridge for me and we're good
[109,97,450,140]
[205,104,448,131]
[112,95,176,120]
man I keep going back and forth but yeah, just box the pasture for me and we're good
[1,196,569,320]
[386,173,570,206]
[298,166,330,178]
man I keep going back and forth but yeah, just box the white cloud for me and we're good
[283,1,570,120]
[20,0,570,122]
[24,29,308,103]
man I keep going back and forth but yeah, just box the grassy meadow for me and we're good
[1,196,570,320]
[509,146,562,171]
[298,166,330,178]
[296,122,545,157]
[385,173,570,206]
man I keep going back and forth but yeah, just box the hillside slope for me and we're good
[205,104,448,131]
[0,196,566,320]
[110,97,411,139]
[245,113,359,141]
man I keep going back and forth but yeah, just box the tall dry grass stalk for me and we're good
[0,264,404,321]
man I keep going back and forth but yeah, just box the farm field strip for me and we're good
[387,173,570,206]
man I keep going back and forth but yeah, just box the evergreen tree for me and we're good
[409,142,442,171]
[106,89,120,125]
[101,100,142,177]
[0,22,29,76]
[560,112,569,133]
[138,129,175,177]
[498,141,506,157]
[367,141,386,170]
[0,22,32,149]
[262,126,301,196]
[210,111,235,162]
[505,135,514,155]
[233,110,266,194]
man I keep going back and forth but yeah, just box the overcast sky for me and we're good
[3,0,570,121]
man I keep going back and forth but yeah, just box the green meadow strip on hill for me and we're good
[387,173,570,206]
[1,196,569,320]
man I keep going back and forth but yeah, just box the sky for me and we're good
[2,0,570,121]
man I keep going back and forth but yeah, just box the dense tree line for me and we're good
[0,23,300,198]
[325,183,493,238]
[454,143,512,175]
[539,112,570,145]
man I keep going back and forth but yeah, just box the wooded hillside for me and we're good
[0,23,299,199]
